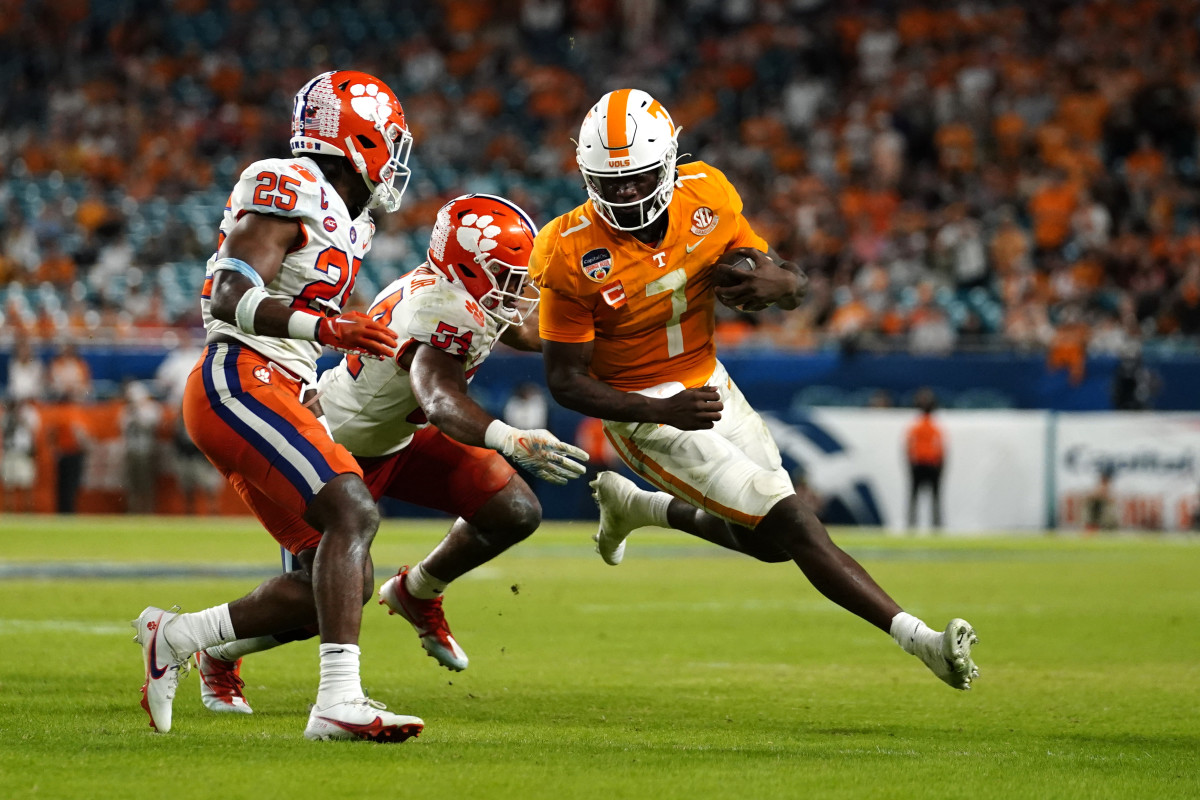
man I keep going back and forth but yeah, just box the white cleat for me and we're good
[197,650,253,714]
[303,698,424,742]
[131,605,191,732]
[590,471,649,566]
[916,618,980,690]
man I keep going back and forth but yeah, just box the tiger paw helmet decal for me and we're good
[348,82,395,123]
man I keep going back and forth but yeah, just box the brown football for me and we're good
[713,248,767,287]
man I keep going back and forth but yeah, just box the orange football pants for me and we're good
[182,342,361,554]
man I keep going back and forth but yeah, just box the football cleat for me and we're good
[197,650,252,714]
[131,605,191,733]
[915,618,980,690]
[379,567,468,671]
[303,698,424,742]
[590,471,650,566]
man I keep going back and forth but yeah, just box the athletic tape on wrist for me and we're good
[483,419,517,452]
[234,286,270,334]
[287,311,321,341]
[212,257,264,287]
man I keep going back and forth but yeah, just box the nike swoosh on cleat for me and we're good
[320,715,386,737]
[317,714,423,742]
[147,626,168,680]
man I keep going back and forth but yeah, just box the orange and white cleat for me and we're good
[197,650,252,714]
[378,566,468,671]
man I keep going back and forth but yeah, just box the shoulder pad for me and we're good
[530,211,595,293]
[395,277,489,344]
[229,158,332,220]
[675,161,742,216]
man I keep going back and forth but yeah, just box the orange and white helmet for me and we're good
[290,70,413,213]
[576,89,680,232]
[427,194,540,327]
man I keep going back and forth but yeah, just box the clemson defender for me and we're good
[188,195,588,714]
[531,89,980,690]
[132,70,424,741]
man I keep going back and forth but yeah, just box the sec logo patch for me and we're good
[581,248,612,282]
[690,207,718,236]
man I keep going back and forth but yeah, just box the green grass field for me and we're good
[1,516,1197,800]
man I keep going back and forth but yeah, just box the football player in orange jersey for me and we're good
[132,71,423,741]
[530,89,980,691]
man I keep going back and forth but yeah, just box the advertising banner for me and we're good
[764,409,1048,532]
[1054,414,1200,531]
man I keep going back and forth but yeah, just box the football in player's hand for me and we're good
[712,248,773,287]
[712,248,782,311]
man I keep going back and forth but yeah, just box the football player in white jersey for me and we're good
[132,70,425,742]
[186,194,589,714]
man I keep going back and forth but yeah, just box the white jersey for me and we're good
[318,264,505,457]
[201,156,374,384]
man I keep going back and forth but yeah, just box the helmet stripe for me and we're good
[606,89,632,157]
[295,71,328,136]
[463,193,538,236]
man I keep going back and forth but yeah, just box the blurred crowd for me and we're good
[1,330,222,513]
[2,0,1200,373]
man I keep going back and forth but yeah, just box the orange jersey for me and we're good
[530,161,767,391]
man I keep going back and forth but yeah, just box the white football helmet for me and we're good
[576,89,680,232]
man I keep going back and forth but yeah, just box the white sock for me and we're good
[163,604,235,660]
[207,635,282,662]
[315,643,364,708]
[631,489,673,528]
[405,562,449,600]
[889,611,939,655]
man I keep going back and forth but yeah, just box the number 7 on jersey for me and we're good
[646,267,688,358]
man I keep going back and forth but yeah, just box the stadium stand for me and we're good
[0,0,1198,366]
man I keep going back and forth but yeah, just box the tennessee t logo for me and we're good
[652,252,667,269]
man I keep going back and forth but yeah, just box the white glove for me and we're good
[484,420,589,485]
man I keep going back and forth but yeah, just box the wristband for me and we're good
[483,419,516,452]
[287,311,321,341]
[234,286,270,334]
[212,257,264,287]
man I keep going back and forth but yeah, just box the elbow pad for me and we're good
[234,286,271,335]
